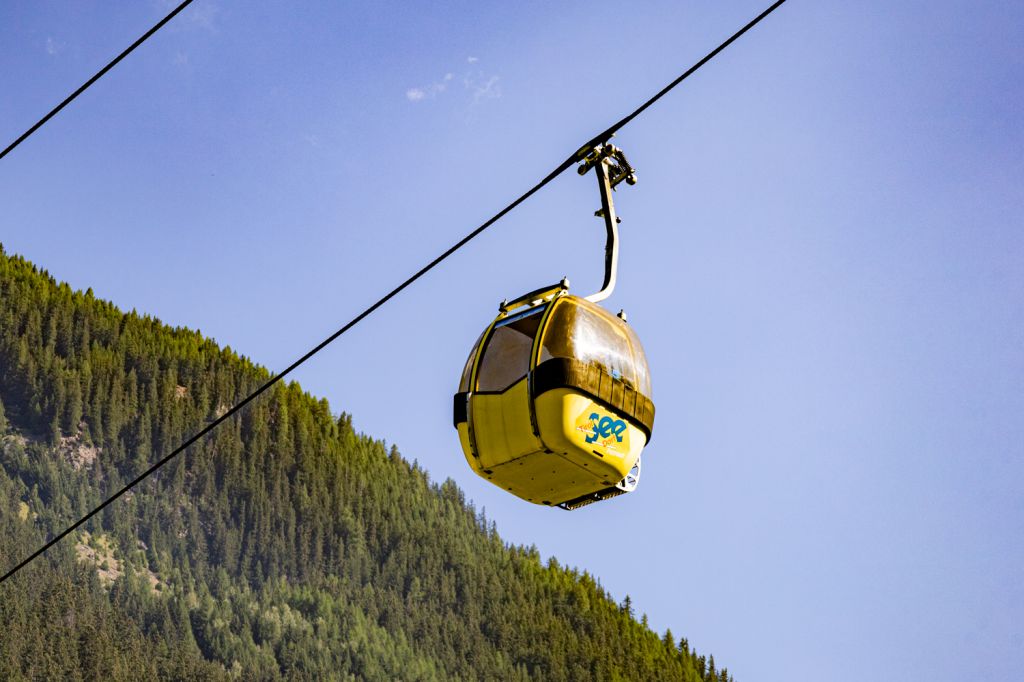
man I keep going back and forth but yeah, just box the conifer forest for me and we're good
[0,246,731,680]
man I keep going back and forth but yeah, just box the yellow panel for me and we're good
[468,378,541,470]
[459,411,593,504]
[458,385,649,507]
[456,422,487,476]
[535,388,646,483]
[485,449,606,506]
[460,383,625,506]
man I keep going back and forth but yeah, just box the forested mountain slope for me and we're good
[0,246,731,681]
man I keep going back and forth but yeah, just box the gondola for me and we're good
[453,144,655,509]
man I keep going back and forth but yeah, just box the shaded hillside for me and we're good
[0,246,731,681]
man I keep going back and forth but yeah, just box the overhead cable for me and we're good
[0,0,788,587]
[0,0,196,162]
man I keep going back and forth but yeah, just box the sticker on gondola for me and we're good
[575,407,629,452]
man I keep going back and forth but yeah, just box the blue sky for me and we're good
[2,1,1022,679]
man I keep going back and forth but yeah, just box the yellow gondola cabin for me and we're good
[453,144,655,509]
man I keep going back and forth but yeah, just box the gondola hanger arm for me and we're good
[576,143,637,303]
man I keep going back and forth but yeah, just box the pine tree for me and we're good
[63,374,83,435]
[49,412,61,445]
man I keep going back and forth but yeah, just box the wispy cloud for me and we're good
[468,74,501,103]
[45,37,62,56]
[161,0,219,32]
[185,2,219,31]
[405,73,454,102]
[405,58,501,106]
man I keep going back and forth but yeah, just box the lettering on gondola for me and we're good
[576,408,629,452]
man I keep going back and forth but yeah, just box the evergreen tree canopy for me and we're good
[0,247,732,681]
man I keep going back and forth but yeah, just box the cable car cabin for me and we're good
[453,281,655,510]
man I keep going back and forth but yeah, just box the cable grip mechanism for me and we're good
[576,143,637,303]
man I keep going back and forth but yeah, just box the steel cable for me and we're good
[1,0,196,161]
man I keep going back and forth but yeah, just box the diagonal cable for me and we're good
[0,0,788,587]
[580,0,789,153]
[0,0,196,161]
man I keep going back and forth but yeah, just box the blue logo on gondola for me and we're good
[584,413,627,444]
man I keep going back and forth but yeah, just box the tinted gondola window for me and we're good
[540,298,651,395]
[475,309,544,392]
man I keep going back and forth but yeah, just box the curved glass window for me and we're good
[539,297,652,396]
[458,331,484,392]
[475,307,545,392]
